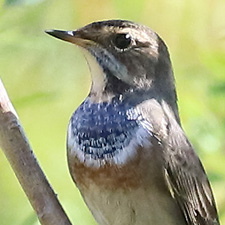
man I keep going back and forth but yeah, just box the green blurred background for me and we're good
[0,0,224,224]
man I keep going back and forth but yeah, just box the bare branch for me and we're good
[0,78,72,225]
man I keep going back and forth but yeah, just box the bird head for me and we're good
[46,20,178,114]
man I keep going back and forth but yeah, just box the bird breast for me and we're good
[67,96,153,168]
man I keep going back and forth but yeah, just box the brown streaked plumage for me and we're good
[46,20,220,225]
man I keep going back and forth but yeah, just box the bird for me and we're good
[45,20,220,225]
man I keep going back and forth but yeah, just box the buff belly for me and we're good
[80,183,185,225]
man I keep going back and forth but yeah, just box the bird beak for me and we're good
[45,28,130,85]
[45,29,93,48]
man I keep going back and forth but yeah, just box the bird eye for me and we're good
[112,33,132,50]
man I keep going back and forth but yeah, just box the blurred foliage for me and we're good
[0,0,224,224]
[4,0,43,6]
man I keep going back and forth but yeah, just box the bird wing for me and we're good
[163,136,220,225]
[138,99,220,225]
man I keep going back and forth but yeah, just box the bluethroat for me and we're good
[46,20,220,225]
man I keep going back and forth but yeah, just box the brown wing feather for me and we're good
[164,141,220,225]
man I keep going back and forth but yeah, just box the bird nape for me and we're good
[46,20,220,225]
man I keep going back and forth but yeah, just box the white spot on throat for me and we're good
[82,49,117,103]
[82,49,108,100]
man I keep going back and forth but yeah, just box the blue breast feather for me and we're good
[69,98,152,159]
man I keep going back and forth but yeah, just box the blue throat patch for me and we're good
[69,96,144,160]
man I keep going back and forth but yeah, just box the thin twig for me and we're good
[0,78,72,225]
